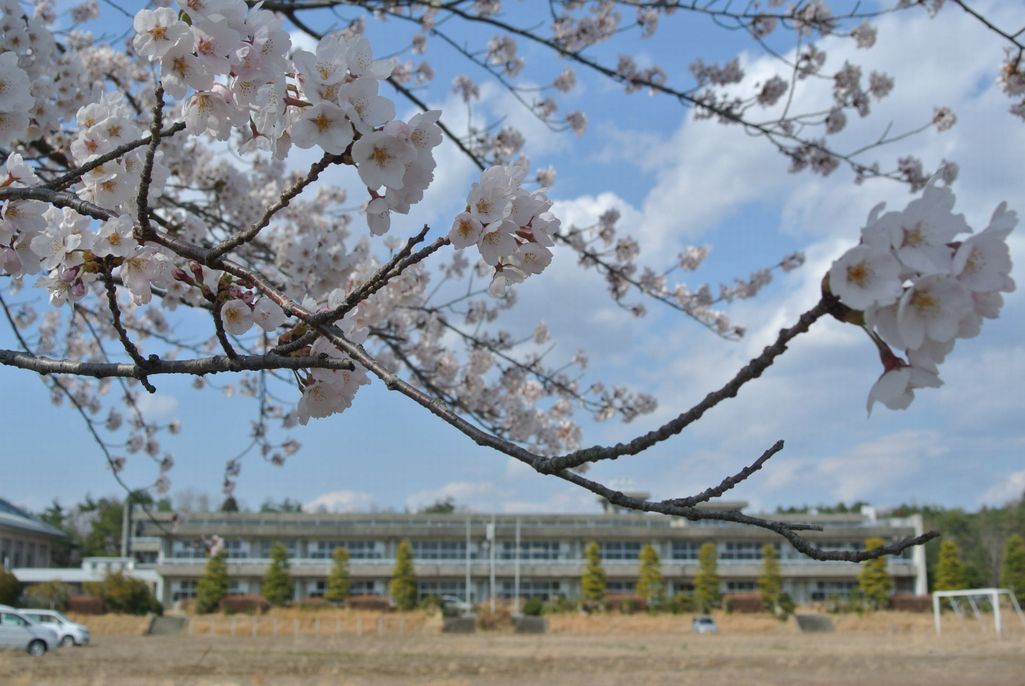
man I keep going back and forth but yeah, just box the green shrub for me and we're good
[389,541,417,611]
[195,551,228,614]
[777,592,796,620]
[261,543,293,607]
[419,594,443,613]
[22,581,72,610]
[0,567,19,605]
[522,597,544,616]
[668,591,694,614]
[545,594,579,614]
[85,572,161,615]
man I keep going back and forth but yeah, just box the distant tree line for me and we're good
[776,497,1025,592]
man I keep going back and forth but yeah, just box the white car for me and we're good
[20,609,91,647]
[0,606,60,656]
[691,615,719,634]
[440,595,473,614]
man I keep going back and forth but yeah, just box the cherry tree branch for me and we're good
[0,349,355,378]
[537,295,837,473]
[45,122,186,191]
[207,151,340,260]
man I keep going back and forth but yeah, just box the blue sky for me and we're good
[2,1,1023,516]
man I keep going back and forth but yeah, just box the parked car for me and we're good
[20,609,91,647]
[0,606,60,656]
[440,595,473,615]
[691,615,718,634]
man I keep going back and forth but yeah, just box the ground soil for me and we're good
[1,611,1022,685]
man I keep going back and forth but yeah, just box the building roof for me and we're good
[0,498,65,539]
[138,507,913,542]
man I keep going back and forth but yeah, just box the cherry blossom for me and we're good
[221,299,254,336]
[291,102,353,154]
[866,363,942,415]
[352,130,416,189]
[828,245,903,309]
[132,8,191,60]
[830,182,1014,413]
[0,0,1018,555]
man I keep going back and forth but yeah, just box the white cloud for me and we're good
[305,490,374,513]
[136,393,179,420]
[787,430,948,503]
[519,2,1025,513]
[405,479,600,514]
[981,469,1025,507]
[405,480,503,512]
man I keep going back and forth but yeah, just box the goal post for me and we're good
[932,588,1025,637]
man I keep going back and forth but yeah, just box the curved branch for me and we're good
[0,349,355,378]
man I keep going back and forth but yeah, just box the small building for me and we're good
[0,498,65,569]
[132,502,927,606]
[12,557,163,602]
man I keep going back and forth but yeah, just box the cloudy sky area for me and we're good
[3,1,1023,516]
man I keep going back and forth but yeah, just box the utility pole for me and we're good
[464,516,472,613]
[120,498,132,559]
[488,514,496,613]
[514,516,521,615]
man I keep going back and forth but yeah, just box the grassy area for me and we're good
[1,618,1022,686]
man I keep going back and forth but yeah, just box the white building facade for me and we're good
[133,502,928,606]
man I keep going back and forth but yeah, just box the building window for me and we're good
[412,541,467,560]
[350,581,379,596]
[308,541,382,560]
[498,580,561,599]
[253,541,298,559]
[172,580,198,601]
[726,581,756,592]
[134,551,158,565]
[499,541,563,560]
[720,542,766,561]
[224,540,249,559]
[417,580,467,600]
[308,581,327,598]
[669,542,700,561]
[172,540,206,559]
[606,581,636,594]
[811,580,858,601]
[600,542,643,561]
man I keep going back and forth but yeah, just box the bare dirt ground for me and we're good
[2,612,1022,686]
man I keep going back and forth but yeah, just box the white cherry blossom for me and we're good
[221,298,254,336]
[133,8,191,60]
[952,203,1017,293]
[828,244,902,309]
[351,130,415,189]
[0,51,34,114]
[253,297,287,331]
[160,39,213,99]
[291,102,353,154]
[93,215,137,258]
[449,212,483,249]
[866,363,941,415]
[896,273,973,349]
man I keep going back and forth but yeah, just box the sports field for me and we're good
[2,611,1022,685]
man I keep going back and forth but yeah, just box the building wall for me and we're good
[135,511,927,606]
[0,525,54,569]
